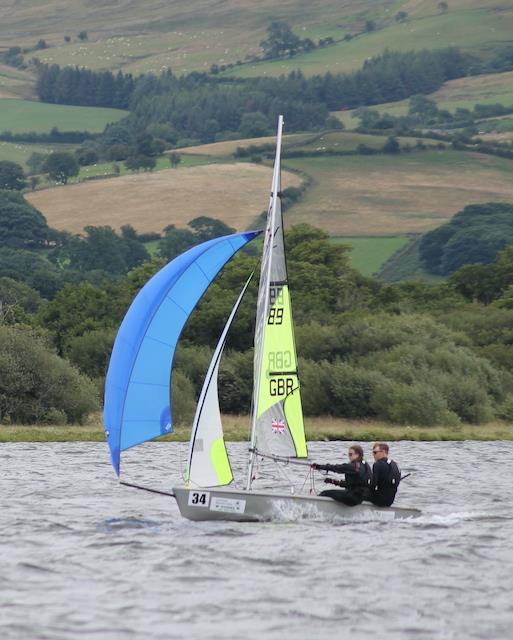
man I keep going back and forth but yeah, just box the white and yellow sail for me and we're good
[249,115,308,470]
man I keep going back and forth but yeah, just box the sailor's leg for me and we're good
[319,489,361,506]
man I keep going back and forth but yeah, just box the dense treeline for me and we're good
[420,203,513,276]
[3,200,513,426]
[35,63,135,108]
[34,48,471,145]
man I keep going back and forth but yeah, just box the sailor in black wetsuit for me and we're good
[368,442,401,507]
[311,445,372,506]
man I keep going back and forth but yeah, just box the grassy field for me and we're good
[179,133,312,157]
[25,145,513,238]
[0,65,35,99]
[335,236,411,276]
[26,162,302,234]
[335,70,513,128]
[225,5,513,79]
[0,140,74,168]
[0,99,127,134]
[283,149,513,235]
[2,415,513,443]
[2,1,512,78]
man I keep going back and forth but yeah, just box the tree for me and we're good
[260,21,302,58]
[169,152,181,168]
[60,225,149,275]
[383,136,400,153]
[43,152,79,184]
[365,20,376,32]
[158,225,196,261]
[26,152,48,175]
[0,191,49,248]
[0,161,26,191]
[395,11,408,22]
[0,325,99,424]
[438,1,448,13]
[238,112,270,138]
[125,155,156,171]
[188,216,236,242]
[78,31,88,41]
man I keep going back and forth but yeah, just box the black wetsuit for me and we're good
[316,461,371,506]
[367,457,401,507]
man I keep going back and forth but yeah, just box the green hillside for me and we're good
[0,99,127,133]
[2,1,512,77]
[335,70,513,128]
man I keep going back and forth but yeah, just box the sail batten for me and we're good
[104,231,259,475]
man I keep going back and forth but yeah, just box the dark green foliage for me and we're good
[238,112,271,138]
[0,247,63,297]
[0,325,99,424]
[36,62,134,108]
[383,136,400,153]
[0,191,49,249]
[0,277,42,314]
[158,225,197,261]
[125,155,156,171]
[65,327,116,378]
[260,21,303,58]
[188,216,236,242]
[57,225,150,275]
[75,146,99,166]
[43,152,79,184]
[420,203,513,276]
[171,370,196,425]
[26,152,48,175]
[0,161,26,190]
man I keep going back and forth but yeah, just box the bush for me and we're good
[328,361,383,417]
[65,328,116,378]
[0,326,99,423]
[171,370,196,425]
[371,381,451,426]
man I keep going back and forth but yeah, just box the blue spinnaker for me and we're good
[104,231,259,475]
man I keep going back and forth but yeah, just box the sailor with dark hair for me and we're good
[368,442,401,507]
[311,444,372,506]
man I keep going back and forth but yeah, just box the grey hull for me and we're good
[173,486,421,522]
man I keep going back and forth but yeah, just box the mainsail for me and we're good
[104,231,259,476]
[186,275,252,487]
[248,115,307,482]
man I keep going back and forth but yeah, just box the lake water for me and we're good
[1,440,512,640]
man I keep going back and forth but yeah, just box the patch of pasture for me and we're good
[0,140,71,168]
[284,150,513,235]
[332,236,411,276]
[26,162,302,234]
[0,99,127,134]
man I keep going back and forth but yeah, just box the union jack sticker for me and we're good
[271,419,287,434]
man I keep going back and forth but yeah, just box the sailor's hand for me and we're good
[311,463,319,470]
[324,477,335,485]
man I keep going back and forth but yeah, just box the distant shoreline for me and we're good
[1,417,512,442]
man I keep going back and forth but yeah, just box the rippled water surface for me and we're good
[1,441,512,640]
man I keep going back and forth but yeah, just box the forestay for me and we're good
[104,231,259,475]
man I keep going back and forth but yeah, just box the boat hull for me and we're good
[172,486,421,522]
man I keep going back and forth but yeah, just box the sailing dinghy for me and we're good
[104,116,420,522]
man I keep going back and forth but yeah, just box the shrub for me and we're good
[0,326,99,423]
[171,370,196,425]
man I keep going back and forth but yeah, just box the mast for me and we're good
[246,115,284,490]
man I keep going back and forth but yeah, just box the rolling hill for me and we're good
[1,1,512,77]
